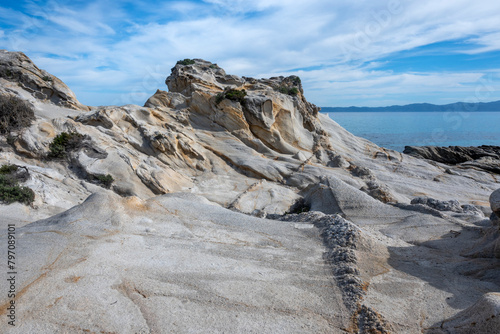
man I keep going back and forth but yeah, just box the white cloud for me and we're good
[1,0,500,106]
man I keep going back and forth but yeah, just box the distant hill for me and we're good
[321,100,500,112]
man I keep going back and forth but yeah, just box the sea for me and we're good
[325,111,500,152]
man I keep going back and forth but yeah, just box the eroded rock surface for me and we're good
[404,145,500,174]
[0,54,499,333]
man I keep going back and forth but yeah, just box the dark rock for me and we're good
[404,145,500,174]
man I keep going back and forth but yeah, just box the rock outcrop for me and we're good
[0,53,499,333]
[0,50,88,110]
[404,145,500,174]
[490,188,500,222]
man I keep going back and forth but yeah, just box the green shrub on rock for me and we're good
[215,89,247,105]
[176,59,196,66]
[94,174,114,189]
[0,95,35,134]
[0,164,35,205]
[48,132,85,159]
[0,164,19,175]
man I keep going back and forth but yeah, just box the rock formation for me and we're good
[0,52,499,333]
[404,145,500,174]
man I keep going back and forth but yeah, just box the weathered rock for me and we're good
[404,145,500,174]
[490,188,500,219]
[411,196,463,212]
[360,181,397,203]
[1,55,499,333]
[0,50,88,110]
[430,293,500,334]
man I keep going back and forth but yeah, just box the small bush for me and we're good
[0,165,34,205]
[291,76,301,86]
[42,75,53,82]
[176,59,196,66]
[0,95,36,134]
[95,174,114,189]
[225,89,247,103]
[0,164,19,175]
[87,173,114,189]
[215,89,247,105]
[209,64,219,69]
[48,132,85,159]
[276,86,299,96]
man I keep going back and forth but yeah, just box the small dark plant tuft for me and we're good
[88,173,114,189]
[0,164,35,205]
[6,135,16,146]
[285,199,310,215]
[177,59,196,66]
[96,174,114,189]
[1,69,13,78]
[42,75,53,82]
[48,132,85,159]
[0,95,36,134]
[215,92,225,105]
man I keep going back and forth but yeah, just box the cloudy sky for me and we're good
[1,0,500,107]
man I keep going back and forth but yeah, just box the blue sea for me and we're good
[325,111,500,152]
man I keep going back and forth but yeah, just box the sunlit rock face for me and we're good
[0,53,499,333]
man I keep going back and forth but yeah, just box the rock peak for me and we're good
[0,50,88,110]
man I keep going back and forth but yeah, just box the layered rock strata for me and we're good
[0,52,499,333]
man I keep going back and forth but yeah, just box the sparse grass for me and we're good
[176,59,196,65]
[48,132,85,159]
[0,95,35,134]
[0,164,34,205]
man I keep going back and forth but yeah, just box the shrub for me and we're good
[0,164,19,175]
[276,86,299,96]
[95,174,114,189]
[0,95,35,134]
[86,173,114,189]
[291,76,301,86]
[42,75,53,82]
[176,59,196,66]
[225,89,247,103]
[0,165,35,205]
[215,89,247,105]
[288,87,299,95]
[48,132,85,159]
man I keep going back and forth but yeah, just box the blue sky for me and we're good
[1,0,500,107]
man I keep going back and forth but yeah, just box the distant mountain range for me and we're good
[321,100,500,112]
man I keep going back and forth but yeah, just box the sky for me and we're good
[1,0,500,107]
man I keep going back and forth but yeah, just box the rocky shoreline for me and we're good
[0,50,499,333]
[404,145,500,174]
